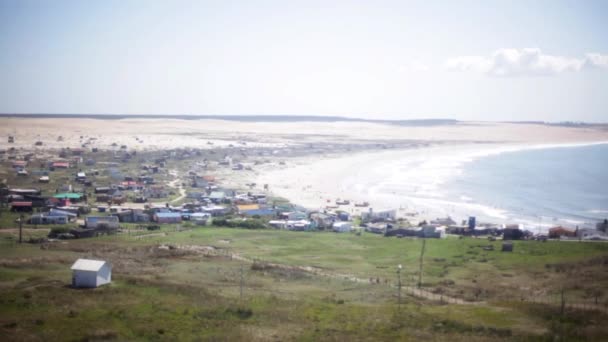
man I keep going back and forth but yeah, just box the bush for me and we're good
[48,227,70,238]
[212,218,266,229]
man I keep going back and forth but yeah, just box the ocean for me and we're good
[441,143,608,229]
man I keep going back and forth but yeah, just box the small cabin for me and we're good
[71,259,111,288]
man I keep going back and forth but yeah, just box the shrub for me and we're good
[48,227,70,238]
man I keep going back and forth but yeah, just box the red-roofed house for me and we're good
[52,161,70,169]
[12,160,27,168]
[10,202,33,212]
[71,148,84,155]
[549,226,576,239]
[120,181,144,190]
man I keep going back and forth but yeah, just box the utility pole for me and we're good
[397,264,402,311]
[18,214,23,244]
[417,239,426,288]
[240,264,244,302]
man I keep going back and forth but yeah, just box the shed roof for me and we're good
[11,202,33,207]
[53,193,82,199]
[155,212,182,218]
[209,191,226,199]
[237,204,260,211]
[49,209,77,217]
[71,259,107,272]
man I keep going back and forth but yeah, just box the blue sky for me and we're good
[1,0,607,121]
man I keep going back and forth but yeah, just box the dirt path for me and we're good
[164,243,476,305]
[167,170,187,204]
[229,253,475,305]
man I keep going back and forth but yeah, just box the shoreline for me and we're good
[255,141,608,230]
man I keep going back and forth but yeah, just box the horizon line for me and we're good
[0,113,605,125]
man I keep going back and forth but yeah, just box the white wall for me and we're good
[73,264,111,288]
[73,270,98,288]
[96,264,112,286]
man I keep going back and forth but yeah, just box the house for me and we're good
[421,225,443,238]
[70,259,111,288]
[76,172,86,181]
[336,211,350,221]
[209,191,226,203]
[333,221,353,233]
[431,217,457,226]
[384,227,419,238]
[548,226,576,239]
[191,213,211,225]
[50,208,77,220]
[310,212,335,229]
[10,202,33,212]
[154,212,182,224]
[85,216,120,229]
[52,161,70,169]
[237,204,260,213]
[361,208,397,221]
[112,210,149,223]
[502,227,524,240]
[201,205,230,216]
[242,208,276,216]
[187,191,205,199]
[9,188,41,196]
[286,220,313,231]
[96,194,112,203]
[280,211,308,220]
[12,160,27,168]
[120,181,143,190]
[577,228,608,240]
[70,148,84,156]
[269,220,288,229]
[146,185,168,198]
[53,193,83,202]
[94,186,112,194]
[446,225,469,235]
[32,208,79,222]
[366,222,389,234]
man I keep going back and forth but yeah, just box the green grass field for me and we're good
[1,226,608,341]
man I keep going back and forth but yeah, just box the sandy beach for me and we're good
[255,140,608,226]
[1,118,607,151]
[2,117,608,226]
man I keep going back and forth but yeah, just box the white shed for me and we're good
[333,221,353,233]
[71,259,112,288]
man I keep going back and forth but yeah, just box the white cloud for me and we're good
[398,61,430,72]
[445,48,608,77]
[585,53,608,69]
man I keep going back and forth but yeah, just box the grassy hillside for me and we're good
[1,227,607,341]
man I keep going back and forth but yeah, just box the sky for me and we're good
[0,0,607,122]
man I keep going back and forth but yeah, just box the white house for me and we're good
[333,221,353,233]
[361,208,397,221]
[577,228,608,240]
[85,216,120,229]
[191,212,211,225]
[71,259,112,288]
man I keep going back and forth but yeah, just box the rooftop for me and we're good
[71,259,107,272]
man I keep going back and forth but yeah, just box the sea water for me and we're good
[442,143,608,228]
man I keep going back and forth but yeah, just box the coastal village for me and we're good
[1,125,608,341]
[2,133,607,244]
